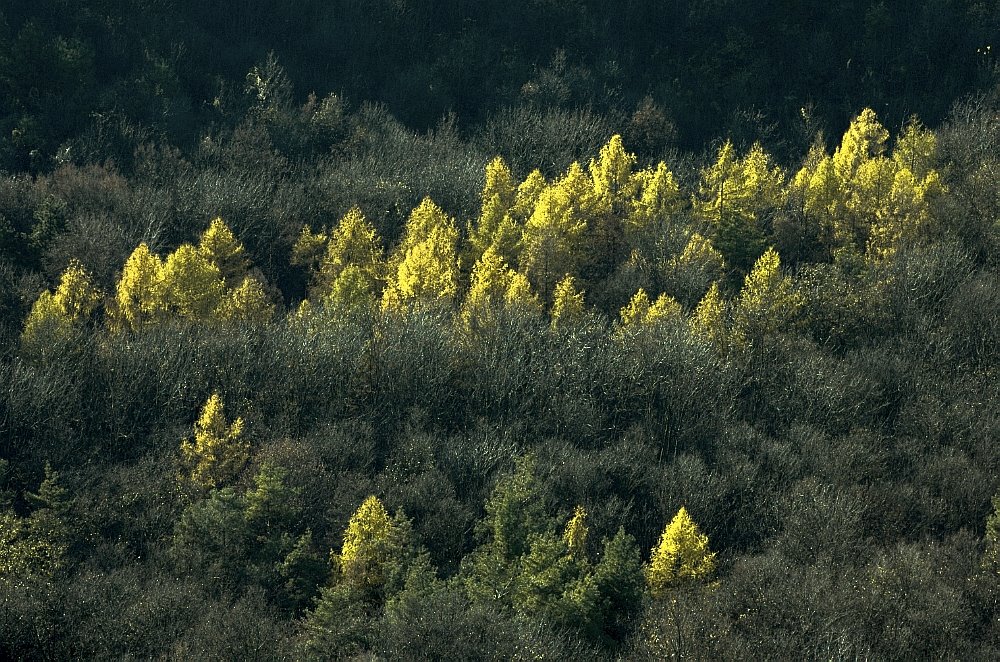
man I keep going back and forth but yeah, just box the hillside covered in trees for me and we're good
[2,1,1000,659]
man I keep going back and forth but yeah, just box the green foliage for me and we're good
[984,495,1000,574]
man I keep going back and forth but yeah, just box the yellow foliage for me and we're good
[694,140,787,226]
[290,224,329,268]
[22,259,101,348]
[180,393,249,489]
[339,495,395,589]
[645,506,716,598]
[461,246,541,330]
[469,157,522,267]
[382,198,459,311]
[550,274,586,329]
[161,244,227,320]
[215,277,274,322]
[563,505,589,561]
[511,169,548,222]
[619,288,681,329]
[589,134,638,212]
[198,217,248,286]
[519,162,593,299]
[735,247,801,334]
[689,282,728,349]
[628,162,683,238]
[316,207,383,303]
[113,243,166,331]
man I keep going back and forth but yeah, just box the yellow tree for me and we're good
[563,505,589,561]
[382,198,459,311]
[510,169,548,223]
[663,232,726,308]
[619,288,681,330]
[460,245,541,331]
[734,247,802,336]
[215,277,275,322]
[22,259,101,350]
[586,135,640,281]
[688,282,728,350]
[161,244,227,321]
[339,495,398,591]
[113,243,166,332]
[550,274,586,329]
[519,162,593,301]
[627,161,684,245]
[180,393,249,490]
[317,208,384,308]
[694,141,786,273]
[198,217,249,287]
[468,157,522,268]
[645,506,716,598]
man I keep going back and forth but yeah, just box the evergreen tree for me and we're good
[645,506,716,598]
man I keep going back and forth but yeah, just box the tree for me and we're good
[112,243,166,332]
[382,197,459,311]
[563,505,589,561]
[693,141,786,274]
[214,276,274,322]
[984,494,1000,574]
[585,135,639,282]
[468,156,521,268]
[21,259,101,350]
[518,162,593,300]
[627,161,684,246]
[733,247,802,336]
[646,506,716,598]
[550,274,586,329]
[180,393,249,490]
[689,282,728,350]
[460,245,541,331]
[160,244,226,321]
[315,207,384,308]
[663,232,726,308]
[618,288,681,330]
[198,217,249,287]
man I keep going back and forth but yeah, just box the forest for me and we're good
[2,1,1000,659]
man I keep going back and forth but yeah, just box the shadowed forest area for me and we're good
[2,1,1000,659]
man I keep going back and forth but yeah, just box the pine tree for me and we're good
[22,259,101,349]
[382,197,459,311]
[694,141,785,273]
[734,247,801,335]
[161,244,226,321]
[689,282,728,350]
[645,506,716,598]
[460,245,541,331]
[180,393,249,489]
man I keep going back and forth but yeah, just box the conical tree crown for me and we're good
[339,495,399,590]
[22,259,101,348]
[114,243,166,331]
[180,393,249,489]
[563,505,589,561]
[198,217,248,286]
[550,274,585,329]
[645,506,716,597]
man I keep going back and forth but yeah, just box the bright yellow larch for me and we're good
[619,288,681,329]
[161,244,227,321]
[645,506,716,598]
[689,282,728,349]
[627,161,683,240]
[511,169,548,223]
[339,495,395,589]
[22,259,102,348]
[735,247,802,334]
[550,274,586,329]
[198,217,249,287]
[382,197,459,311]
[113,243,166,332]
[832,108,889,181]
[316,207,383,303]
[214,277,274,322]
[180,393,249,489]
[468,157,522,267]
[290,224,329,269]
[461,245,541,330]
[589,134,638,213]
[519,163,593,300]
[563,505,589,562]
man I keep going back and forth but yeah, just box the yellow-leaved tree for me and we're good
[689,282,729,351]
[733,247,802,337]
[663,232,726,309]
[627,161,684,245]
[468,156,522,268]
[382,197,459,311]
[694,141,786,274]
[563,505,589,561]
[316,208,384,309]
[550,274,586,329]
[161,244,227,320]
[618,288,681,330]
[645,506,716,598]
[22,259,102,351]
[198,217,249,287]
[460,245,541,331]
[113,243,166,331]
[180,393,249,490]
[585,135,639,281]
[518,162,594,301]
